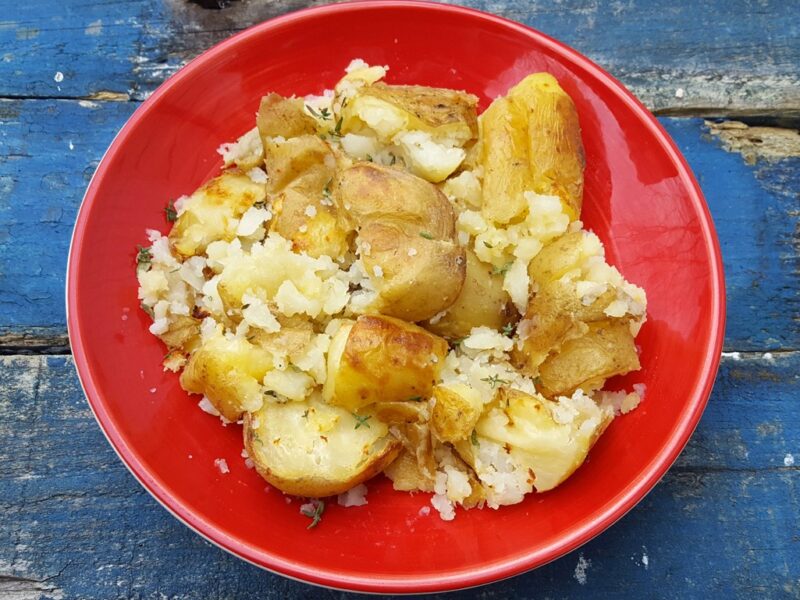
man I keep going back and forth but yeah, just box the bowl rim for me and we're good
[66,0,726,593]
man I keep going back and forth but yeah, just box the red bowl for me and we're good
[67,1,725,593]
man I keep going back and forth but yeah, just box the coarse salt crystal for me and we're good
[304,205,317,218]
[407,247,418,257]
[214,458,230,474]
[373,265,384,277]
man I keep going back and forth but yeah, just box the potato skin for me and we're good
[336,163,466,321]
[426,249,517,339]
[256,92,317,143]
[538,321,640,397]
[430,383,483,444]
[342,82,479,143]
[323,315,449,412]
[169,171,266,258]
[243,399,401,497]
[180,335,274,421]
[479,96,533,224]
[508,73,584,221]
[481,73,584,224]
[270,187,351,259]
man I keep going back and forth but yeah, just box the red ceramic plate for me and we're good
[67,1,725,593]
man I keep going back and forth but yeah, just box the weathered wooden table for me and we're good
[1,1,798,598]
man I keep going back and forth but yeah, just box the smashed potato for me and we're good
[244,396,401,497]
[136,59,647,522]
[323,315,448,412]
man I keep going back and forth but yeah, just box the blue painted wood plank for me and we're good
[0,99,136,349]
[0,353,797,598]
[0,0,797,114]
[1,101,796,351]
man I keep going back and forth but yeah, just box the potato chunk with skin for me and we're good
[342,83,479,145]
[481,73,584,224]
[538,321,641,398]
[180,333,275,421]
[336,163,466,321]
[244,396,401,497]
[431,383,483,444]
[455,388,612,498]
[426,249,517,340]
[256,92,317,144]
[169,171,266,258]
[323,315,449,412]
[270,187,351,259]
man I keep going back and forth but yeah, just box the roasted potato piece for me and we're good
[512,279,616,374]
[244,396,401,497]
[336,163,466,321]
[426,249,517,339]
[270,187,351,258]
[157,314,201,354]
[323,315,448,412]
[455,388,613,497]
[430,383,483,444]
[527,231,588,287]
[384,449,435,492]
[341,83,479,182]
[169,171,266,258]
[256,93,317,144]
[262,135,335,196]
[481,73,584,224]
[538,321,641,397]
[342,83,479,145]
[479,96,533,224]
[180,333,275,421]
[508,73,584,221]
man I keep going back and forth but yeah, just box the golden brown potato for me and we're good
[538,321,640,397]
[270,187,351,258]
[157,314,201,353]
[180,333,275,421]
[430,383,483,444]
[244,396,401,497]
[481,73,584,224]
[383,449,435,492]
[323,315,449,412]
[527,231,587,287]
[508,73,584,221]
[512,279,616,375]
[342,83,479,144]
[169,171,267,258]
[479,96,533,224]
[335,163,466,321]
[256,92,317,143]
[426,249,517,339]
[262,135,335,196]
[455,388,613,494]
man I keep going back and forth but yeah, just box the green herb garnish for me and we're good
[471,430,479,447]
[329,116,344,137]
[136,245,152,270]
[501,322,516,337]
[322,179,332,200]
[389,153,397,166]
[366,154,373,162]
[352,413,372,429]
[483,241,494,249]
[165,200,177,223]
[301,500,325,529]
[492,262,513,276]
[419,231,434,240]
[406,395,423,402]
[481,374,511,389]
[306,104,331,120]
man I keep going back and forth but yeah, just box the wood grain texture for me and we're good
[1,101,797,351]
[0,353,797,599]
[0,0,797,116]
